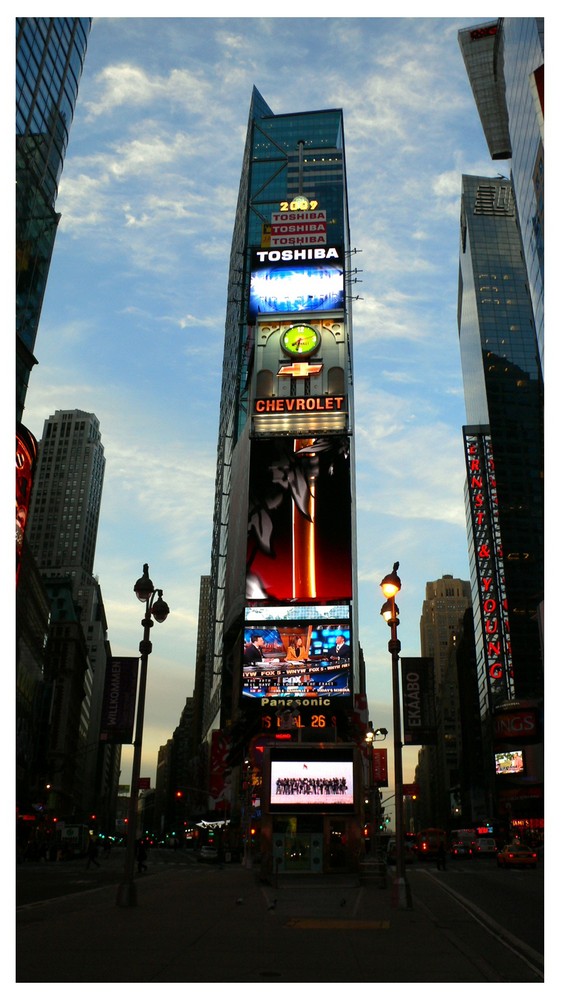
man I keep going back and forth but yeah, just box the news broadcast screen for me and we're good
[242,621,352,700]
[268,747,355,813]
[494,749,524,776]
[248,247,345,321]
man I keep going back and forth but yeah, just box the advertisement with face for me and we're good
[246,436,352,604]
[242,621,351,700]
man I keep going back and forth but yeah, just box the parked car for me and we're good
[474,837,497,857]
[449,839,473,859]
[198,845,219,863]
[496,843,537,869]
[386,839,414,865]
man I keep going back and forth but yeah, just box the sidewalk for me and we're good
[15,861,543,984]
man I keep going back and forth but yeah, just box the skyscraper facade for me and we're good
[420,575,472,690]
[21,410,113,827]
[27,410,105,580]
[205,89,363,873]
[458,173,543,830]
[16,18,91,589]
[458,18,544,372]
[16,17,91,420]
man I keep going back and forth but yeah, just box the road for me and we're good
[16,846,199,906]
[16,850,545,983]
[17,849,544,976]
[400,855,544,964]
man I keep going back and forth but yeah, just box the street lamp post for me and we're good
[116,564,169,907]
[380,561,411,910]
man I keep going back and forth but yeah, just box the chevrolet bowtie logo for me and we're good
[277,362,323,378]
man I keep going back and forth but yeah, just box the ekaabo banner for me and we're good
[400,657,437,745]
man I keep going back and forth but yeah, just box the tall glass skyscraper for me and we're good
[458,19,544,840]
[459,18,544,372]
[16,17,91,420]
[458,174,543,827]
[204,89,363,874]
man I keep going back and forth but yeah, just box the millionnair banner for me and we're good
[400,657,437,745]
[99,657,139,744]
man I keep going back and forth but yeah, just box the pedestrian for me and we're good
[136,839,148,873]
[436,842,447,871]
[86,837,100,869]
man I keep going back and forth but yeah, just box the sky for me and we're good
[12,10,538,816]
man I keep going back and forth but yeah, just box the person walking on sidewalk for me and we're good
[86,836,100,869]
[436,841,447,871]
[136,839,148,873]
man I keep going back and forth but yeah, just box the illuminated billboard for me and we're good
[248,246,345,321]
[267,746,355,813]
[246,436,352,603]
[494,749,524,776]
[242,620,351,701]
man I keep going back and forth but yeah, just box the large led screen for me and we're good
[268,747,355,813]
[242,621,351,700]
[494,749,524,776]
[246,436,352,603]
[248,247,345,321]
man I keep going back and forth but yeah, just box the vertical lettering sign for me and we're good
[99,657,139,744]
[464,432,514,697]
[372,748,388,787]
[400,658,437,745]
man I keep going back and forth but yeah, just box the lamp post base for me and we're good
[116,880,138,907]
[392,875,412,910]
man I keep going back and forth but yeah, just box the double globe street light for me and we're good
[380,561,411,909]
[116,565,170,908]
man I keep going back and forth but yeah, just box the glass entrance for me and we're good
[272,817,323,873]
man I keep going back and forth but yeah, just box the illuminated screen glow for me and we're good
[246,437,352,603]
[494,749,524,775]
[242,621,351,700]
[269,749,355,812]
[249,249,344,320]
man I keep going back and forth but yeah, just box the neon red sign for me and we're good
[464,432,514,695]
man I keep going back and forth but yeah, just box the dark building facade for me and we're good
[204,88,366,874]
[16,17,91,420]
[457,20,544,844]
[19,411,118,836]
[16,21,93,849]
[458,174,543,833]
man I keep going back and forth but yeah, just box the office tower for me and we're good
[23,410,111,825]
[458,174,543,834]
[205,88,362,875]
[415,576,472,827]
[27,410,105,579]
[16,17,91,420]
[458,18,544,372]
[420,575,472,689]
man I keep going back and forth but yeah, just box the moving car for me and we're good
[496,843,537,869]
[386,839,414,865]
[474,837,497,857]
[450,839,473,859]
[198,845,219,863]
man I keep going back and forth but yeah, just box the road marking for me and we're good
[286,918,390,930]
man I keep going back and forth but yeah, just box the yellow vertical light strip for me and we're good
[292,438,317,599]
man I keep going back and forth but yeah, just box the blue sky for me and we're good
[15,12,525,802]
